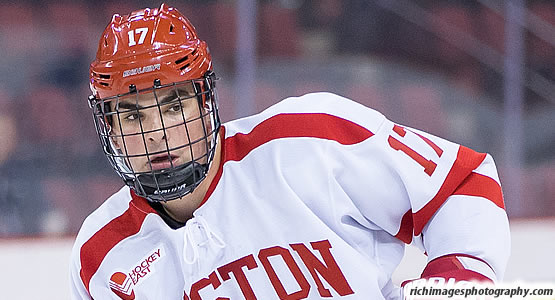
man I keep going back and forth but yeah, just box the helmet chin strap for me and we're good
[133,161,208,202]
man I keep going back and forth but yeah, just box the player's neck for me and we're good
[161,132,223,222]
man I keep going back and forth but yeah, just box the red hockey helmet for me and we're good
[88,4,220,202]
[90,3,212,98]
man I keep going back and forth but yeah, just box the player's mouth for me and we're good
[148,153,180,170]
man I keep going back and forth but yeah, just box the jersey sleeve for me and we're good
[70,227,132,300]
[419,153,510,281]
[68,187,136,300]
[313,93,510,282]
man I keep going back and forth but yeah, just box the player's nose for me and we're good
[146,129,167,143]
[143,114,168,144]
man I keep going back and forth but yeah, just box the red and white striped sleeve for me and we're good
[418,152,510,283]
[382,122,510,283]
[304,93,510,283]
[375,121,510,284]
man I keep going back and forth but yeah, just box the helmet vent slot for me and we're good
[175,56,188,65]
[169,24,174,32]
[99,73,111,79]
[179,63,191,71]
[99,82,109,87]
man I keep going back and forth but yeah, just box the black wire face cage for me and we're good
[88,72,221,202]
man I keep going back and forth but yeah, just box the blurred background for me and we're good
[2,0,553,236]
[0,0,554,297]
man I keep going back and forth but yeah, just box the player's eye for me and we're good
[123,112,142,121]
[166,102,182,113]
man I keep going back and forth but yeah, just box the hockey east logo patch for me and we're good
[109,246,164,299]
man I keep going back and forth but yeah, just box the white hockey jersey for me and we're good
[70,92,510,300]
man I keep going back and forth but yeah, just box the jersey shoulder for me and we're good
[73,186,133,247]
[223,92,387,137]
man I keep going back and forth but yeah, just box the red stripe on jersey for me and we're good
[395,210,414,244]
[453,172,504,209]
[79,192,156,294]
[412,146,486,236]
[200,113,374,207]
[225,113,374,162]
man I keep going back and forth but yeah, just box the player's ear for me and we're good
[111,138,121,149]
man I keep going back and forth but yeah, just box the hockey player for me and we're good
[70,4,510,299]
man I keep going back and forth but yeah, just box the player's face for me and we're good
[109,83,212,173]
